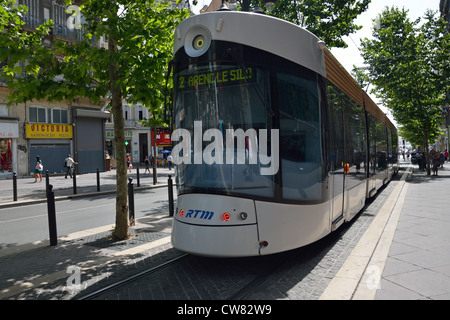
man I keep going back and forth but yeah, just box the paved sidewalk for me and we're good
[0,214,178,300]
[374,163,450,299]
[319,160,450,300]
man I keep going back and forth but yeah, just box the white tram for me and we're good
[170,10,398,257]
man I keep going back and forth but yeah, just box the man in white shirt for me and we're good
[167,154,173,170]
[64,154,77,178]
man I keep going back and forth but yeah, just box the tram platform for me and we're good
[0,161,449,300]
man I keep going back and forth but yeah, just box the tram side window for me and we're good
[343,97,366,180]
[367,114,377,174]
[277,72,322,201]
[387,128,392,166]
[375,119,387,170]
[326,85,345,172]
[391,132,398,163]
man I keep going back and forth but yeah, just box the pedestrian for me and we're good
[126,154,132,172]
[416,152,423,171]
[445,150,448,162]
[439,151,445,168]
[432,152,440,176]
[64,154,77,179]
[167,154,173,170]
[34,156,43,182]
[144,156,150,174]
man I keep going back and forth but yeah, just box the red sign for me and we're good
[152,131,172,146]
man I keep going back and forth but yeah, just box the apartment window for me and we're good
[29,106,47,123]
[51,109,68,124]
[29,106,68,124]
[0,105,8,116]
[123,105,131,120]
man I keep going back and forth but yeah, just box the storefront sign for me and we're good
[152,131,172,146]
[0,122,19,138]
[26,123,73,139]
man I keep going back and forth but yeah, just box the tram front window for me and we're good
[173,65,276,198]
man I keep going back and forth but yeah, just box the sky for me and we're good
[188,0,443,124]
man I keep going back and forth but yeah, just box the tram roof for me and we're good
[174,11,327,78]
[174,11,396,134]
[324,48,397,133]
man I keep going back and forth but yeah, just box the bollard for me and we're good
[136,167,140,187]
[45,170,49,192]
[13,172,17,202]
[168,175,174,217]
[128,177,135,226]
[73,169,77,194]
[46,184,58,246]
[96,168,100,192]
[153,166,157,185]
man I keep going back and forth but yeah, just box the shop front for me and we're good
[0,119,19,176]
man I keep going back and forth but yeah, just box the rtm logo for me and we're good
[179,209,214,220]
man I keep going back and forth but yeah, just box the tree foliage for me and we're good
[1,0,189,239]
[235,0,371,48]
[360,6,450,174]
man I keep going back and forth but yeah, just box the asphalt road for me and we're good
[0,187,176,248]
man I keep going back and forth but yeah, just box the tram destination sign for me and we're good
[178,67,255,90]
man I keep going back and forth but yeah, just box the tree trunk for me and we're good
[109,32,129,240]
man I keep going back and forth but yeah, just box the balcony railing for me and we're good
[22,14,86,42]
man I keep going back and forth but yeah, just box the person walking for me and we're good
[144,156,150,174]
[167,154,173,170]
[439,151,445,168]
[34,156,43,182]
[64,154,77,179]
[432,152,440,176]
[126,154,132,172]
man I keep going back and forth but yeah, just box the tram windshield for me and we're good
[173,43,323,202]
[173,65,276,198]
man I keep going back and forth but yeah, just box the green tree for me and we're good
[236,0,371,48]
[1,0,188,239]
[360,7,450,175]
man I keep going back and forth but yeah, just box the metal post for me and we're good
[128,177,135,226]
[168,175,174,217]
[136,166,140,187]
[96,168,100,192]
[152,165,157,185]
[72,169,77,194]
[46,184,58,246]
[13,172,17,202]
[45,170,49,192]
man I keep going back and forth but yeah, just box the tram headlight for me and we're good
[193,35,205,50]
[184,25,211,57]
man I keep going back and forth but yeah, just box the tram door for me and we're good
[328,96,345,230]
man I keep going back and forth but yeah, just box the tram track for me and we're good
[226,249,301,300]
[76,253,189,300]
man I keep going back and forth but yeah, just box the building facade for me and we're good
[105,103,172,169]
[0,0,109,177]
